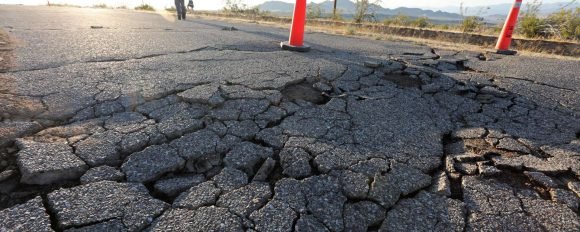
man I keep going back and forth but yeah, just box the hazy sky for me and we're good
[0,0,568,10]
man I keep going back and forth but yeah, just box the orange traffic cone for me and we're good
[281,0,310,52]
[495,0,523,55]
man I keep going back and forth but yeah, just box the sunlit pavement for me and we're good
[0,5,579,231]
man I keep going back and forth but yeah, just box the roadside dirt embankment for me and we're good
[199,12,580,57]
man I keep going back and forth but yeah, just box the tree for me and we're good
[353,0,382,23]
[459,1,484,33]
[333,0,338,19]
[546,7,580,40]
[307,4,323,19]
[519,0,543,37]
[224,0,246,13]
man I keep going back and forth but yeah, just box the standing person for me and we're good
[174,0,186,20]
[187,0,194,14]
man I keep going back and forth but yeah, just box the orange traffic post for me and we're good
[281,0,311,52]
[495,0,523,55]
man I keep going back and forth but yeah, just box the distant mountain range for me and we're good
[258,0,579,23]
[435,1,579,16]
[258,0,464,21]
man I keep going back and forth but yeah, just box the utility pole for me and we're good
[333,0,338,19]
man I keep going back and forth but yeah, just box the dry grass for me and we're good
[345,27,356,35]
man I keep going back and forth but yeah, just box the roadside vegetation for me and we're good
[519,0,579,40]
[93,4,108,9]
[307,4,323,19]
[217,0,578,42]
[135,4,155,11]
[381,0,578,41]
[46,3,80,8]
[222,0,268,17]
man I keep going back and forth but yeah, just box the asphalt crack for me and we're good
[2,46,218,73]
[458,61,575,92]
[41,194,63,232]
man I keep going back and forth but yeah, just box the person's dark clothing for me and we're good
[175,0,186,20]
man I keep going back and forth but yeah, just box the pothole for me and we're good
[576,130,580,139]
[382,73,423,88]
[456,60,478,72]
[476,53,488,61]
[0,146,18,172]
[1,179,79,210]
[144,181,174,204]
[281,82,330,105]
[448,173,463,200]
[441,133,464,200]
[491,170,551,200]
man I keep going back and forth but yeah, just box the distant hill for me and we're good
[488,1,578,15]
[316,0,357,14]
[436,2,579,16]
[257,0,464,22]
[376,7,463,21]
[258,1,295,13]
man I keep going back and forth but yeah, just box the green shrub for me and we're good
[413,17,431,28]
[519,14,543,38]
[461,16,483,32]
[545,8,580,40]
[135,4,155,11]
[392,14,410,26]
[516,0,579,41]
[382,19,392,25]
[307,4,323,19]
[93,4,107,8]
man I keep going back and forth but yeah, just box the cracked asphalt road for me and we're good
[1,5,579,232]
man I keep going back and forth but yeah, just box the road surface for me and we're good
[0,5,579,232]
